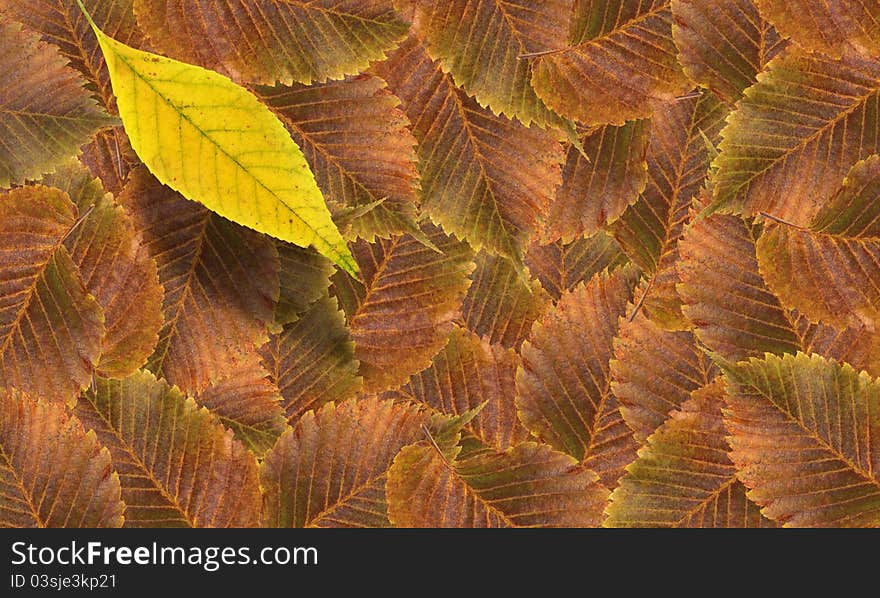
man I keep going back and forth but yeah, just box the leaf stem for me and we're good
[74,0,98,31]
[421,424,451,467]
[759,212,809,231]
[518,48,568,60]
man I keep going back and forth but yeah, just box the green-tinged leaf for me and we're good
[38,159,106,212]
[612,310,717,443]
[195,357,288,458]
[41,162,163,379]
[672,0,787,104]
[724,353,880,527]
[81,6,357,274]
[753,0,880,59]
[0,388,123,528]
[0,186,104,405]
[75,370,261,527]
[460,252,549,349]
[133,0,408,85]
[120,168,279,393]
[331,224,473,393]
[256,74,420,241]
[406,0,573,128]
[0,0,146,193]
[530,0,690,126]
[386,441,609,527]
[374,36,565,263]
[259,296,361,426]
[677,205,880,376]
[421,407,487,459]
[261,398,427,528]
[273,242,334,328]
[710,49,880,225]
[516,269,639,488]
[0,20,113,187]
[384,327,529,451]
[757,156,880,330]
[525,233,629,302]
[611,93,728,329]
[1,0,146,112]
[606,380,775,527]
[542,120,650,242]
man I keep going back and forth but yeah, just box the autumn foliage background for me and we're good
[1,0,879,528]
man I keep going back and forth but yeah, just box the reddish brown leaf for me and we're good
[460,252,549,349]
[516,269,639,488]
[387,441,609,527]
[385,326,529,451]
[261,398,427,527]
[0,186,103,405]
[374,36,564,263]
[0,388,123,527]
[75,370,262,527]
[196,357,288,457]
[332,224,473,393]
[260,296,361,425]
[120,168,279,393]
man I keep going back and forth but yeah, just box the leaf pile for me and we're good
[1,0,879,528]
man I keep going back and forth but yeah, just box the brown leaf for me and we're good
[42,162,163,379]
[460,252,549,349]
[257,74,420,241]
[0,20,113,187]
[531,0,690,126]
[516,268,639,488]
[261,398,427,527]
[374,36,564,263]
[0,388,123,527]
[385,326,529,451]
[753,0,880,59]
[678,205,880,376]
[612,310,717,443]
[672,0,786,104]
[543,120,650,242]
[195,357,288,458]
[260,296,361,425]
[710,48,880,224]
[606,380,775,527]
[725,353,880,527]
[0,186,103,405]
[273,242,334,328]
[525,232,629,302]
[611,93,728,329]
[332,224,473,393]
[120,168,279,393]
[133,0,409,85]
[757,156,880,331]
[75,370,261,527]
[387,441,609,527]
[406,0,573,128]
[0,1,146,192]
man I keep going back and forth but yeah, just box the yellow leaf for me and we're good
[76,0,358,276]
